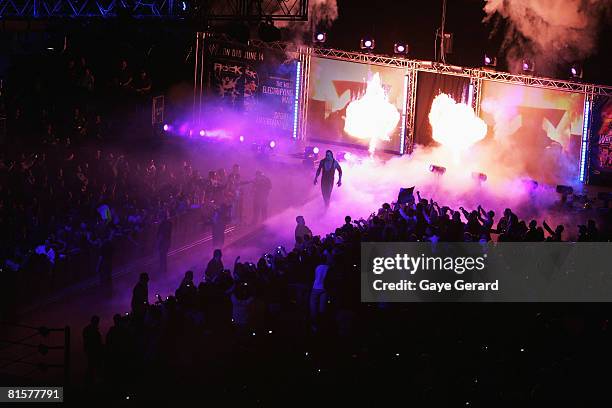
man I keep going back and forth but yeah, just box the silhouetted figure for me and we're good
[228,164,245,223]
[447,211,465,242]
[252,171,272,223]
[133,70,152,97]
[105,313,130,391]
[131,273,149,317]
[477,206,495,242]
[117,59,132,89]
[310,253,332,332]
[157,213,172,274]
[231,282,258,330]
[525,220,542,242]
[314,150,342,208]
[543,220,564,242]
[295,215,313,247]
[340,215,355,236]
[204,249,224,282]
[211,204,228,248]
[176,270,197,306]
[83,315,103,384]
[496,208,513,236]
[586,219,600,241]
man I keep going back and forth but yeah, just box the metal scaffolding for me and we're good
[0,0,177,18]
[305,47,612,97]
[203,0,308,21]
[0,0,308,20]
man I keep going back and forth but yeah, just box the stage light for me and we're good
[360,37,375,50]
[336,151,352,162]
[394,43,409,55]
[293,61,302,139]
[239,135,245,142]
[442,33,454,54]
[305,146,319,157]
[521,59,535,73]
[313,32,327,44]
[429,164,447,175]
[163,124,169,132]
[199,129,206,137]
[484,54,497,67]
[269,140,276,148]
[570,64,583,79]
[580,99,590,182]
[472,172,487,182]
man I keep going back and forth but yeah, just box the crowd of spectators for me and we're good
[0,132,274,311]
[0,45,276,317]
[1,58,272,319]
[2,51,154,147]
[79,190,611,404]
[2,30,611,405]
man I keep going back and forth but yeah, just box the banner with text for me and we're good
[206,40,298,138]
[589,95,612,186]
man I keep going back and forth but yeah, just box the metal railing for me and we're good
[0,322,70,385]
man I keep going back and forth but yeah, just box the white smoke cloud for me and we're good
[309,0,339,28]
[483,0,612,75]
[260,141,581,250]
[277,0,339,42]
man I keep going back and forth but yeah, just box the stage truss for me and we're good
[0,0,178,18]
[0,0,308,19]
[201,0,308,21]
[193,33,612,183]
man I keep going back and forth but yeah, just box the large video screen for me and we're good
[307,57,406,154]
[480,81,585,184]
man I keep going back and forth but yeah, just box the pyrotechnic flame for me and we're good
[428,93,487,161]
[344,73,400,155]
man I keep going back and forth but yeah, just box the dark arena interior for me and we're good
[1,0,612,405]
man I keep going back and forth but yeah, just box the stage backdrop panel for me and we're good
[205,40,298,138]
[589,95,612,186]
[414,72,471,146]
[307,57,406,154]
[480,81,585,184]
